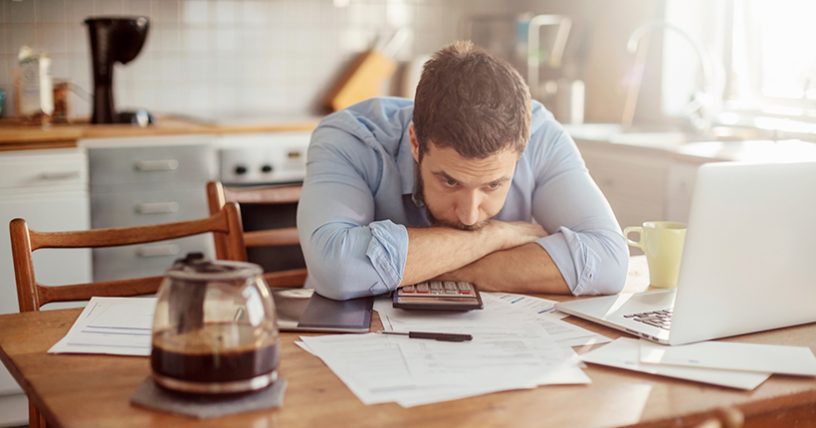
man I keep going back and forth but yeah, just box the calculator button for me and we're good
[445,289,458,294]
[416,282,430,293]
[456,282,472,294]
[443,281,457,291]
[401,285,415,294]
[429,282,444,294]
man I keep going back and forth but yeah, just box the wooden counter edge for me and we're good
[0,118,321,149]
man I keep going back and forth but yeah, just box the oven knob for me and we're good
[234,165,247,175]
[261,165,273,173]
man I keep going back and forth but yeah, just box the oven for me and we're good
[216,132,311,274]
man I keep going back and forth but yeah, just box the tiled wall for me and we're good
[0,0,524,119]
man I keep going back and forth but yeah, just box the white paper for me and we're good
[535,349,592,385]
[398,324,572,386]
[640,340,816,376]
[300,324,589,407]
[375,293,611,349]
[300,333,509,406]
[487,292,566,319]
[581,338,771,390]
[48,297,156,356]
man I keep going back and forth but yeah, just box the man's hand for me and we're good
[484,220,548,251]
[401,220,548,287]
[435,243,571,294]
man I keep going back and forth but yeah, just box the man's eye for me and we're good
[487,182,501,190]
[445,179,457,186]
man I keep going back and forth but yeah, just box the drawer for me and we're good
[93,235,215,282]
[0,148,87,193]
[91,188,210,229]
[89,144,216,187]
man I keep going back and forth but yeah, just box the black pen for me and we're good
[378,330,473,342]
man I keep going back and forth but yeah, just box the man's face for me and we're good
[410,125,519,231]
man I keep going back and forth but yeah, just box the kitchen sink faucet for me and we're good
[625,21,721,136]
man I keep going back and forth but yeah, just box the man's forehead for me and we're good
[424,143,518,184]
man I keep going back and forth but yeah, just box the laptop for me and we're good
[271,288,373,333]
[555,161,816,345]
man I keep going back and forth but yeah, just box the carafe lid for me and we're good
[166,253,262,282]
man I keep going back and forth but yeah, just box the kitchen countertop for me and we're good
[563,123,816,163]
[0,115,322,151]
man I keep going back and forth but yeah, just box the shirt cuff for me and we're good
[536,226,601,296]
[365,220,409,293]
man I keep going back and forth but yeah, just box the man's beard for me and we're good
[415,165,491,232]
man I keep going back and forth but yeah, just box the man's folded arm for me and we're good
[297,138,408,300]
[529,127,630,295]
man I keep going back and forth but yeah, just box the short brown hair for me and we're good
[413,40,532,160]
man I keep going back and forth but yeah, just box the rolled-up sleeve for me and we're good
[297,126,409,301]
[529,123,629,295]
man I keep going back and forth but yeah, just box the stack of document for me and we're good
[580,338,816,390]
[49,297,156,356]
[296,292,611,407]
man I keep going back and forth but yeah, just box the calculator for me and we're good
[392,281,483,311]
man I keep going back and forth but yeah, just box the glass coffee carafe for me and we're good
[151,253,280,394]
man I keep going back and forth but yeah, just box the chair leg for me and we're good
[29,400,48,428]
[29,401,41,428]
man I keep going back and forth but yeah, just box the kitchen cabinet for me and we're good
[0,148,92,427]
[575,139,671,231]
[81,135,218,282]
[573,138,716,256]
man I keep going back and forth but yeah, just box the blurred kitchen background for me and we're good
[0,0,814,131]
[1,0,814,132]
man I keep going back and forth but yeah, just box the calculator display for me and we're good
[392,281,483,311]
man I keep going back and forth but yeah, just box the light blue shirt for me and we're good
[297,97,629,300]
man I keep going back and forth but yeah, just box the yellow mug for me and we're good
[623,221,687,288]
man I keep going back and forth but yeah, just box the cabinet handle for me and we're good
[135,202,180,214]
[137,244,180,258]
[134,159,179,171]
[39,171,82,180]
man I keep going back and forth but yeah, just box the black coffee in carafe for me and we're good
[151,325,279,384]
[150,254,280,394]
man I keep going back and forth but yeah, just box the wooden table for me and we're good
[2,260,816,428]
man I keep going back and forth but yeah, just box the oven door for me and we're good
[238,198,306,273]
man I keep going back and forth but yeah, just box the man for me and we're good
[297,41,628,301]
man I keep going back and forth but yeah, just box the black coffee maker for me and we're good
[85,17,150,124]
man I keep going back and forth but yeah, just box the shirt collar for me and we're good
[397,121,417,198]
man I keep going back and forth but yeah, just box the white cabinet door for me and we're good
[0,193,92,316]
[576,140,670,228]
[0,149,91,424]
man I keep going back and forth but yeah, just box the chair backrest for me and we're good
[206,181,306,288]
[10,203,247,312]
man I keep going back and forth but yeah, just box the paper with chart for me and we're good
[48,296,156,356]
[580,338,771,390]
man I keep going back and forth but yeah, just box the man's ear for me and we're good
[409,124,420,163]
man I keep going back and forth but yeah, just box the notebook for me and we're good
[272,288,373,333]
[555,161,816,345]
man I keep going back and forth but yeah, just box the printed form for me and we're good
[49,297,156,356]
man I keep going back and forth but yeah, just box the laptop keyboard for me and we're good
[624,309,673,330]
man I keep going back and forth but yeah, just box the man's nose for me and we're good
[456,191,481,226]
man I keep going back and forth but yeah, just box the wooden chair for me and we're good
[9,203,247,428]
[206,181,307,288]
